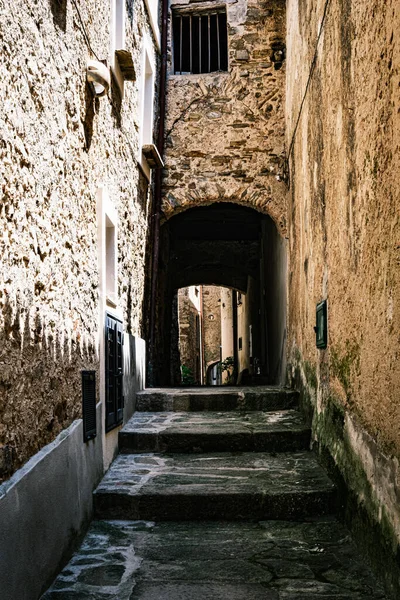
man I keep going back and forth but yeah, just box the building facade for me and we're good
[286,0,400,592]
[1,0,400,597]
[0,1,160,596]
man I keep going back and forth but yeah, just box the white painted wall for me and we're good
[138,36,156,178]
[0,406,103,600]
[110,0,126,94]
[220,287,233,383]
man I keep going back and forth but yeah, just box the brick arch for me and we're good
[161,179,288,236]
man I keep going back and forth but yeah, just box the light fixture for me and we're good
[87,60,110,97]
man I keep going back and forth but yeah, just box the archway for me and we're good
[151,202,287,386]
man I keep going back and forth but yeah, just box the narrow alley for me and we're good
[43,387,386,599]
[1,0,399,598]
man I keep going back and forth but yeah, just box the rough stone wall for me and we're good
[177,287,201,383]
[163,0,287,232]
[0,0,158,478]
[286,0,400,593]
[202,285,222,371]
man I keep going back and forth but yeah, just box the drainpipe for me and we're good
[148,0,168,386]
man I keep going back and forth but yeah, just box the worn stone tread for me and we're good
[93,451,336,521]
[42,519,388,599]
[136,386,298,412]
[119,409,310,453]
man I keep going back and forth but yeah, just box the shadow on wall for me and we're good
[110,74,123,129]
[83,82,99,151]
[0,294,98,482]
[49,0,67,32]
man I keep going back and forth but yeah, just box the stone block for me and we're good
[236,50,250,61]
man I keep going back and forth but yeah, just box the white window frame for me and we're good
[110,0,126,94]
[138,36,156,178]
[144,0,161,50]
[97,186,124,468]
[97,186,120,312]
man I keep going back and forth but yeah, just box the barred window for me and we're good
[172,9,228,74]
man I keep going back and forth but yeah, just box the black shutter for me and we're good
[116,320,124,425]
[82,371,97,442]
[105,314,124,432]
[105,316,116,431]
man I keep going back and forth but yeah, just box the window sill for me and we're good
[106,296,117,309]
[142,144,164,169]
[115,50,136,81]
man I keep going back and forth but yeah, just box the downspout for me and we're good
[148,0,168,386]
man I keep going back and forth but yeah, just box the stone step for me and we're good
[136,386,299,412]
[93,451,337,522]
[119,410,310,454]
[42,519,387,599]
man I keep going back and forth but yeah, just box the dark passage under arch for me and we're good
[150,202,287,387]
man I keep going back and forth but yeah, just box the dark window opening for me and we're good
[173,10,228,74]
[105,314,124,432]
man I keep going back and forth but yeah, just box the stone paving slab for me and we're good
[119,410,310,453]
[42,519,388,599]
[93,451,336,521]
[136,386,298,412]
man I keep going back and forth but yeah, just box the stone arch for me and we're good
[153,201,288,387]
[162,181,288,236]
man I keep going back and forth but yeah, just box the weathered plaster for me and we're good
[202,285,222,372]
[286,0,400,593]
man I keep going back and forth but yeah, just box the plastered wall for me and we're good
[202,285,222,372]
[178,286,202,383]
[286,0,400,593]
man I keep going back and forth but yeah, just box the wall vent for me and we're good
[82,371,97,442]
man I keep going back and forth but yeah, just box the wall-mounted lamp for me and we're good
[87,60,110,97]
[314,300,328,349]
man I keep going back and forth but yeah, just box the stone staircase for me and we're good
[94,387,335,522]
[42,386,387,599]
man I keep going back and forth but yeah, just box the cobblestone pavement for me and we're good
[42,518,387,599]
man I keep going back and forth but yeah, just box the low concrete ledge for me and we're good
[0,404,103,600]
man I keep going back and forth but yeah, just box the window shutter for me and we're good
[105,316,116,431]
[116,320,124,424]
[82,371,97,442]
[105,314,124,432]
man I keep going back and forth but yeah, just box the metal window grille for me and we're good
[173,10,228,74]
